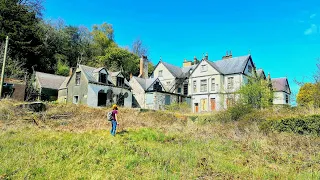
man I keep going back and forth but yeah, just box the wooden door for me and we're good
[211,98,216,111]
[195,103,199,113]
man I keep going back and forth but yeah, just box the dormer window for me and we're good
[117,77,124,87]
[99,73,107,84]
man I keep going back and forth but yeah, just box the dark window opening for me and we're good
[183,83,188,95]
[153,81,162,91]
[99,73,107,84]
[286,94,289,104]
[178,87,181,93]
[117,77,124,87]
[76,72,81,85]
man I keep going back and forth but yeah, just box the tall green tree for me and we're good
[238,73,274,109]
[0,0,42,72]
[98,46,139,79]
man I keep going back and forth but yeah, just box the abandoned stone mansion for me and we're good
[130,52,291,112]
[33,52,291,112]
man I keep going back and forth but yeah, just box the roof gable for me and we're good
[272,77,291,93]
[132,76,164,91]
[35,72,67,90]
[214,55,251,75]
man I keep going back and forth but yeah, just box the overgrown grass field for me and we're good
[1,100,320,179]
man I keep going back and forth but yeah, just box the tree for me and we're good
[238,74,274,109]
[0,0,43,72]
[91,23,114,57]
[297,83,320,108]
[56,59,69,76]
[98,46,140,79]
[132,38,148,57]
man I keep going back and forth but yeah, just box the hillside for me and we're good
[1,100,320,179]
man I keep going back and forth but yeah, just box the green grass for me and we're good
[1,100,320,179]
[0,127,319,179]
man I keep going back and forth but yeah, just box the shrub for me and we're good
[260,115,320,136]
[227,104,253,121]
[165,102,191,113]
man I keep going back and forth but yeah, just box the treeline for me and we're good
[0,0,153,79]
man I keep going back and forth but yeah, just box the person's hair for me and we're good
[113,107,118,110]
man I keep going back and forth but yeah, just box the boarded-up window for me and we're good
[200,99,208,111]
[200,79,207,92]
[165,95,170,105]
[76,72,81,85]
[146,93,153,105]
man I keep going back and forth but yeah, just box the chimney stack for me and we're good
[222,50,233,60]
[193,56,199,65]
[69,67,75,76]
[138,55,148,79]
[205,53,208,60]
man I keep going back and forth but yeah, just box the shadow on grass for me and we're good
[117,130,129,136]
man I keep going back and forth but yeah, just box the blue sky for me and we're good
[43,0,320,101]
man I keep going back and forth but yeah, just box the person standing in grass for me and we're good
[110,104,119,136]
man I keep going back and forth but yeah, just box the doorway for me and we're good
[194,103,199,113]
[98,90,107,106]
[211,98,216,111]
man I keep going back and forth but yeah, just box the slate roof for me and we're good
[132,76,159,90]
[272,78,289,92]
[79,65,113,84]
[211,55,251,75]
[108,71,121,77]
[256,69,266,79]
[35,72,67,90]
[59,77,70,90]
[162,62,197,78]
[79,65,130,88]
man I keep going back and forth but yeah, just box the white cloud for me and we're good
[304,24,318,35]
[310,13,317,19]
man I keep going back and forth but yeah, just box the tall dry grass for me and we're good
[1,99,320,179]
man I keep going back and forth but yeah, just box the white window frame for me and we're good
[211,78,215,91]
[200,79,207,92]
[227,77,234,90]
[159,70,163,77]
[193,80,197,93]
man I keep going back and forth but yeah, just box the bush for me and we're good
[165,102,191,113]
[227,104,253,121]
[260,115,320,136]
